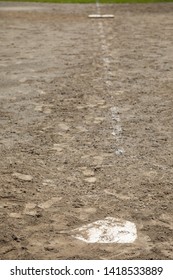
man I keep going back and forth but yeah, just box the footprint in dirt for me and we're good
[38,197,62,209]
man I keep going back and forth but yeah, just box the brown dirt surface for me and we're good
[0,2,173,260]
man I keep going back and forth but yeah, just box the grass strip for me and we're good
[0,0,173,4]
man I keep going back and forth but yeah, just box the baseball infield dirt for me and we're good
[0,2,173,259]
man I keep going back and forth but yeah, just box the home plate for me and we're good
[88,14,114,18]
[72,217,137,243]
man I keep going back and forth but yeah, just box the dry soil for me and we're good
[0,2,173,259]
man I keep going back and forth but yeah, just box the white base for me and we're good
[72,217,137,243]
[88,14,114,18]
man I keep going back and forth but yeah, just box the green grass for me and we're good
[0,0,173,3]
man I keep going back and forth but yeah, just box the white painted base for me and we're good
[72,217,137,243]
[88,15,114,18]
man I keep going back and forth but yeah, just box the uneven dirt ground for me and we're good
[0,2,173,260]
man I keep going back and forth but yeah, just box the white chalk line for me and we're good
[95,2,124,155]
[72,4,137,245]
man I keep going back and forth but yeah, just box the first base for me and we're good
[88,14,114,18]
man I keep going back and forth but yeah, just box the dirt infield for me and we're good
[0,2,173,259]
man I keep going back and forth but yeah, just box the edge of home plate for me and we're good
[72,2,137,244]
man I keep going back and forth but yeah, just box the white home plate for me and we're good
[72,217,137,243]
